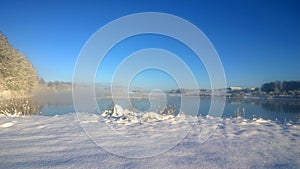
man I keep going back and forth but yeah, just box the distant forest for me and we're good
[261,81,300,93]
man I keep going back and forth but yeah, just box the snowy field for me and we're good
[0,111,300,169]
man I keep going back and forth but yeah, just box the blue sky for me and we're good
[0,0,299,89]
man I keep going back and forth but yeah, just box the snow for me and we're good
[0,111,299,169]
[0,122,15,128]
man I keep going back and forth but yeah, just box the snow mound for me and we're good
[100,104,189,125]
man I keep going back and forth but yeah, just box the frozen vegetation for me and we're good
[0,33,38,98]
[0,105,299,169]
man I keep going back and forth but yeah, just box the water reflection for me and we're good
[227,98,300,113]
[225,98,300,122]
[32,92,74,116]
[261,100,300,113]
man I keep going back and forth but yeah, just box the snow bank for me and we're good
[0,111,299,169]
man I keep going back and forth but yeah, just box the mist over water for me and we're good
[2,91,298,124]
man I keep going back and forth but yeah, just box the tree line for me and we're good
[261,81,300,93]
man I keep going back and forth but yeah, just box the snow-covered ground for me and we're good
[0,111,299,169]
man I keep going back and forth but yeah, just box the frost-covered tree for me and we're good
[0,33,38,96]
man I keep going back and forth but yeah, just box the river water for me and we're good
[15,94,298,123]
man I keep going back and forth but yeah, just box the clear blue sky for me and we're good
[0,0,299,89]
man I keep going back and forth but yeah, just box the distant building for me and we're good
[228,87,243,91]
